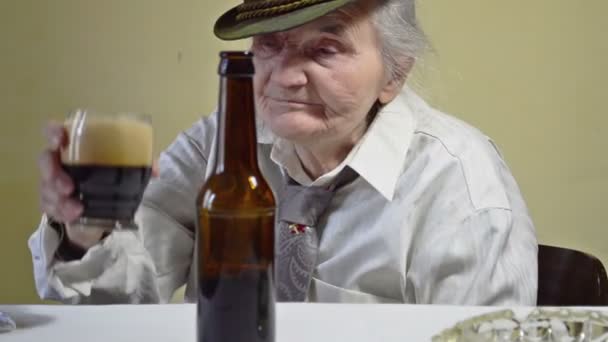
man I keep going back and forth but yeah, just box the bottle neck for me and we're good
[215,76,259,172]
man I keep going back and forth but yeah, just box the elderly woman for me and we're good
[31,0,537,305]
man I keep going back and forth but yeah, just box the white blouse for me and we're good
[29,89,538,305]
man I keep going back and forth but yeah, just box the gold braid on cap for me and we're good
[236,0,331,22]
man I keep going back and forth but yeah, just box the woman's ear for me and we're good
[378,56,415,104]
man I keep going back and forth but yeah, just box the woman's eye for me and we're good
[262,41,280,51]
[311,41,342,60]
[316,46,338,56]
[253,38,282,57]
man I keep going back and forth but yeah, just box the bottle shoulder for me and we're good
[197,170,276,211]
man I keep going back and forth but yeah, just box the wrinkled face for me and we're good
[251,9,399,146]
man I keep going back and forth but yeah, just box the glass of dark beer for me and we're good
[61,109,153,230]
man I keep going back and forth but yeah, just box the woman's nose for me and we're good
[270,53,308,88]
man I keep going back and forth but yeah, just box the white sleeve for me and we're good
[407,207,537,305]
[28,114,217,304]
[28,215,64,302]
[27,214,160,304]
[405,136,538,306]
[27,208,194,304]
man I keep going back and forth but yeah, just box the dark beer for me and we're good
[197,52,276,342]
[62,165,151,221]
[61,112,153,227]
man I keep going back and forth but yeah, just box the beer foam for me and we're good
[61,115,153,167]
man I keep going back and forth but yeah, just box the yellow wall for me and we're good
[416,1,608,264]
[0,0,606,303]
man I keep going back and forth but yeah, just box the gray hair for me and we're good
[337,0,429,82]
[371,0,429,82]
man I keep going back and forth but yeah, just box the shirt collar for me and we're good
[348,90,415,200]
[256,116,275,145]
[259,89,416,200]
[269,134,361,187]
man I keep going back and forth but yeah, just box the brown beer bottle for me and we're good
[196,51,276,342]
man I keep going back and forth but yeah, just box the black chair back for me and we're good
[538,244,608,306]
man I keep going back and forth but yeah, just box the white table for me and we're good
[0,304,536,341]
